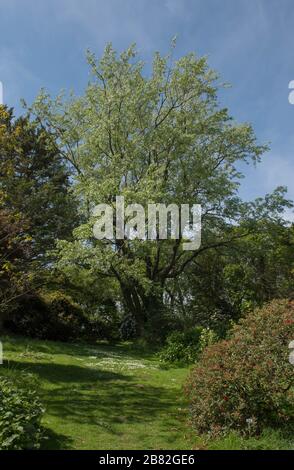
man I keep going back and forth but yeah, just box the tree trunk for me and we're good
[120,281,165,337]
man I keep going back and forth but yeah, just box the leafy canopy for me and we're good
[27,43,292,329]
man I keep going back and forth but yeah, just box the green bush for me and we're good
[43,291,89,341]
[5,291,121,342]
[158,327,217,364]
[5,291,89,342]
[0,370,44,450]
[185,299,294,436]
[140,308,185,344]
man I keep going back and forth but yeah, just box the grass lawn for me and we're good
[1,335,293,450]
[2,335,194,450]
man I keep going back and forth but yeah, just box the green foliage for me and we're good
[158,327,217,364]
[199,327,218,351]
[42,291,90,341]
[0,105,75,258]
[47,266,123,341]
[142,306,185,344]
[0,207,32,321]
[5,292,87,342]
[0,369,44,450]
[5,291,120,342]
[185,299,294,435]
[0,105,76,325]
[27,43,292,335]
[201,427,294,450]
[176,223,294,334]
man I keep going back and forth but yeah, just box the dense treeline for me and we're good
[0,45,293,342]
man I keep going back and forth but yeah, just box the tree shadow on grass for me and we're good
[7,359,185,447]
[42,378,181,426]
[3,335,110,358]
[3,334,159,362]
[41,427,74,450]
[6,359,128,385]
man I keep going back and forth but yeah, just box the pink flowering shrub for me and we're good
[185,299,294,435]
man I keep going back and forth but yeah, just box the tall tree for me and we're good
[28,44,293,335]
[0,105,76,322]
[0,105,75,259]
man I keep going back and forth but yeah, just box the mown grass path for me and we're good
[3,337,193,450]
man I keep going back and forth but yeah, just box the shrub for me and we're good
[0,370,44,450]
[6,291,122,342]
[185,299,294,436]
[158,327,217,364]
[43,291,89,341]
[5,291,89,342]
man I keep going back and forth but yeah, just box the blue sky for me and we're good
[0,0,293,217]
